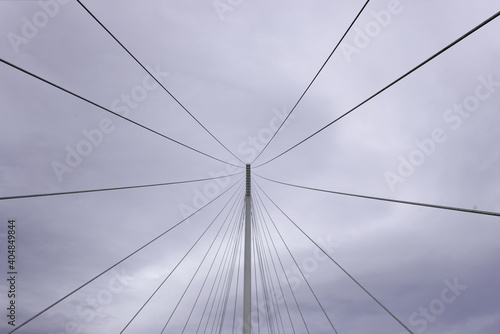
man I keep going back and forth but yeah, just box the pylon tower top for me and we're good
[245,164,251,196]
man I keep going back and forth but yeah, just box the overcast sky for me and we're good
[1,0,500,333]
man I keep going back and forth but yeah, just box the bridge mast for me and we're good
[243,164,252,334]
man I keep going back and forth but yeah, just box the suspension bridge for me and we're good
[1,1,500,333]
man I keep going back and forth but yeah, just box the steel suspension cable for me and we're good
[0,58,243,169]
[256,175,500,218]
[251,224,262,334]
[256,235,279,334]
[209,208,243,334]
[254,180,414,334]
[214,220,244,333]
[222,221,244,334]
[195,206,244,334]
[252,197,296,334]
[253,216,276,334]
[254,216,287,334]
[7,176,242,334]
[252,0,371,164]
[158,189,245,333]
[253,184,339,334]
[202,212,243,334]
[231,231,244,334]
[121,182,243,333]
[75,0,245,166]
[252,198,284,333]
[254,10,500,168]
[180,201,244,333]
[0,172,243,201]
[252,190,310,333]
[255,212,288,334]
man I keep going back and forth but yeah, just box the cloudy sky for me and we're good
[1,0,500,333]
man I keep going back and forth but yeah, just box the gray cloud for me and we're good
[1,0,499,333]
